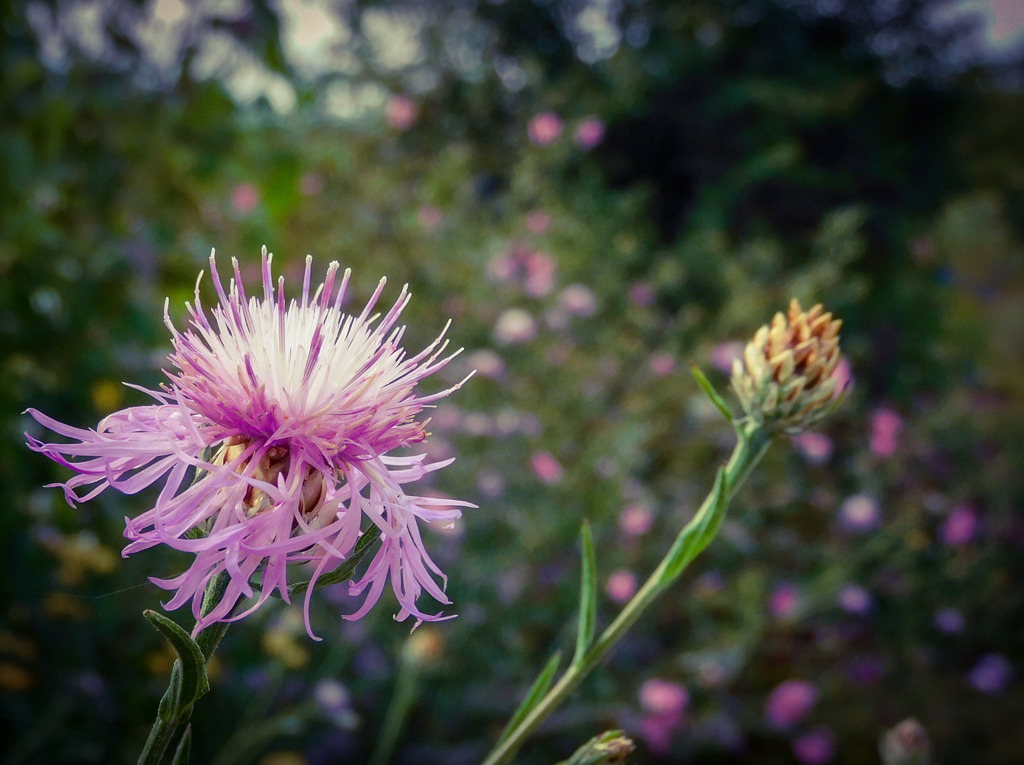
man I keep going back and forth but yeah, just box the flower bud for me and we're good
[731,299,843,433]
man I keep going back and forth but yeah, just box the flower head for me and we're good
[731,299,843,433]
[27,248,472,638]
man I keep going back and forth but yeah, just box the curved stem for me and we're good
[481,424,771,765]
[137,572,232,765]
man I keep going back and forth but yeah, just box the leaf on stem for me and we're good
[170,724,192,765]
[496,651,562,745]
[286,530,380,597]
[659,466,729,585]
[690,363,735,425]
[572,521,597,668]
[144,610,211,719]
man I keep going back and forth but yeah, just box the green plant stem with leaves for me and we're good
[136,530,379,765]
[137,571,233,765]
[481,369,772,765]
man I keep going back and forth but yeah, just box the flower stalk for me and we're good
[484,299,843,763]
[138,572,233,765]
[482,419,772,765]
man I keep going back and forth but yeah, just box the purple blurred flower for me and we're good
[765,679,818,728]
[933,607,965,634]
[942,505,978,546]
[969,653,1012,694]
[870,408,902,457]
[528,112,563,145]
[574,116,605,149]
[27,249,472,637]
[770,582,801,619]
[839,494,881,532]
[838,584,872,615]
[847,655,884,686]
[628,281,655,307]
[793,726,835,764]
[710,342,744,374]
[314,679,358,728]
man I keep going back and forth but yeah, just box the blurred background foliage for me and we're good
[2,0,1024,763]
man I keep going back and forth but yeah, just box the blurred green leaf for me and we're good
[497,651,562,745]
[572,521,597,669]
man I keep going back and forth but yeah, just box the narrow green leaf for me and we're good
[157,659,183,723]
[497,651,562,745]
[170,724,192,765]
[287,530,380,597]
[690,362,735,424]
[572,522,597,668]
[144,610,210,717]
[660,467,729,585]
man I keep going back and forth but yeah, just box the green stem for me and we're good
[368,644,427,765]
[481,424,772,765]
[137,572,233,765]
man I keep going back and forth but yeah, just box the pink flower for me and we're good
[793,432,833,465]
[606,569,637,603]
[770,582,801,619]
[528,112,563,145]
[574,116,605,149]
[638,679,689,754]
[524,251,556,297]
[559,284,597,317]
[231,183,259,214]
[27,248,472,638]
[386,95,417,130]
[942,504,978,546]
[831,356,853,397]
[526,210,551,234]
[765,679,818,728]
[640,679,689,717]
[870,407,902,457]
[530,450,564,484]
[619,504,653,537]
[710,342,744,374]
[417,205,443,230]
[649,352,676,376]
